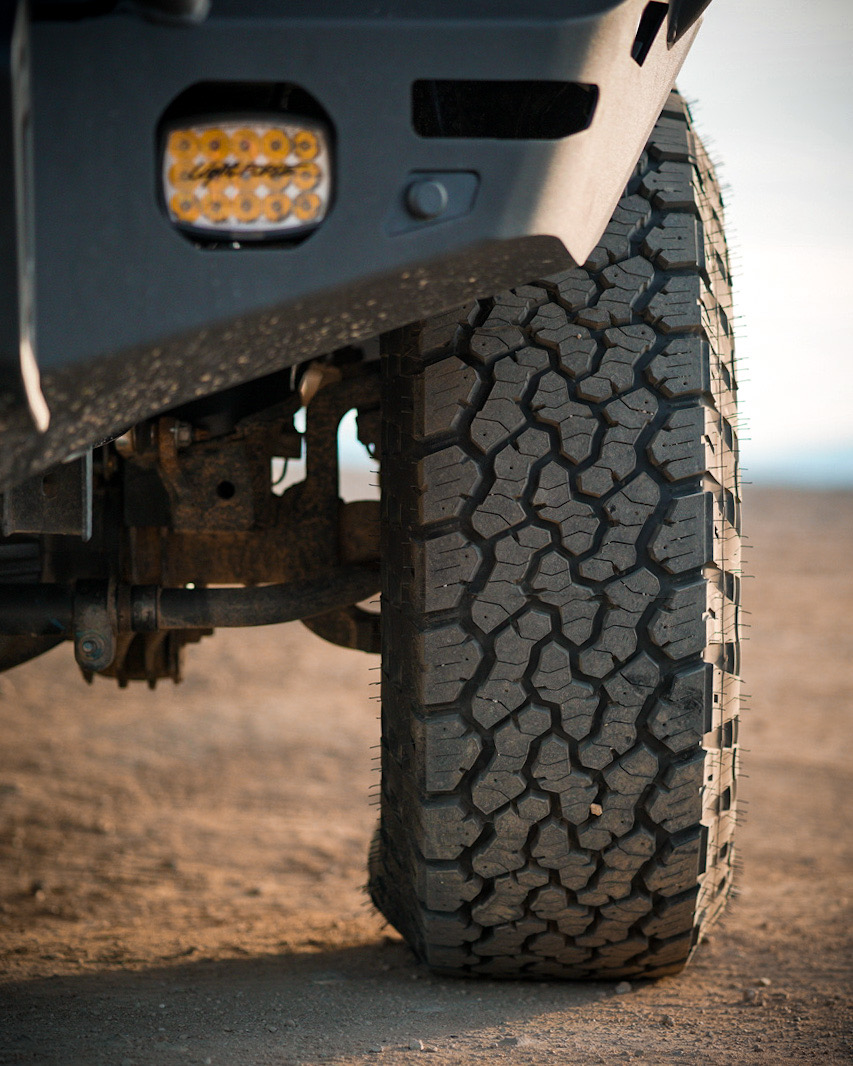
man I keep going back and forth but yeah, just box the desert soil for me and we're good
[0,486,851,1065]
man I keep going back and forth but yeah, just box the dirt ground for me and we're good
[0,486,851,1065]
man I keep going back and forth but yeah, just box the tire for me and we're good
[370,90,741,979]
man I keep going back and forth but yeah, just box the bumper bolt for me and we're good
[405,179,448,221]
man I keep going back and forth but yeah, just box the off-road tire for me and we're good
[371,90,741,979]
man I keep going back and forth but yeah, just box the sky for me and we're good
[678,0,853,485]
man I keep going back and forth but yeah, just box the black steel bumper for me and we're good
[0,0,702,490]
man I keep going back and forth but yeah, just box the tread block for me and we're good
[472,765,528,814]
[541,269,597,314]
[471,494,527,539]
[484,287,550,327]
[576,259,653,329]
[585,195,654,268]
[417,357,479,440]
[417,532,482,613]
[531,642,575,704]
[529,303,599,375]
[647,408,706,481]
[532,463,598,553]
[415,798,482,861]
[641,894,697,939]
[556,908,596,937]
[471,799,550,878]
[532,734,573,793]
[643,213,703,270]
[639,160,696,211]
[532,818,572,871]
[472,917,547,958]
[647,755,705,833]
[638,932,693,973]
[649,492,712,574]
[471,579,527,633]
[646,275,704,333]
[530,371,599,463]
[531,552,598,643]
[418,447,480,524]
[603,745,659,796]
[417,865,483,911]
[603,827,657,871]
[577,391,658,497]
[576,324,655,401]
[418,715,483,793]
[552,768,599,826]
[417,623,483,705]
[471,874,529,927]
[470,352,550,451]
[646,336,711,398]
[421,911,480,946]
[417,305,476,355]
[469,324,527,364]
[556,680,599,741]
[649,582,707,659]
[647,123,693,162]
[472,677,527,728]
[643,831,702,896]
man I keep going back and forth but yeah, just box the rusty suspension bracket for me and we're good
[0,565,379,673]
[118,367,379,593]
[295,368,381,654]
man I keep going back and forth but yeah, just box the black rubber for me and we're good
[371,90,741,979]
[0,541,63,671]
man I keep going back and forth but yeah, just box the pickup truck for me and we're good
[0,0,740,979]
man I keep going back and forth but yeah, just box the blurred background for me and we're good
[679,0,853,487]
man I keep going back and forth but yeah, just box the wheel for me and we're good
[370,90,741,979]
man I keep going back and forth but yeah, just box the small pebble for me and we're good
[589,803,603,817]
[742,988,758,1003]
[660,1014,675,1027]
[409,1041,425,1051]
[615,981,632,995]
[368,1046,383,1054]
[758,977,772,987]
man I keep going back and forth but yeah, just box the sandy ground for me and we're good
[0,487,851,1065]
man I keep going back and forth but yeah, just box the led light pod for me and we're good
[162,116,332,241]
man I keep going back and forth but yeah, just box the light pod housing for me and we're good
[162,116,332,242]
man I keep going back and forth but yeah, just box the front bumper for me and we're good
[0,0,699,490]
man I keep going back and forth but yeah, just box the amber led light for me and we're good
[163,117,331,239]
